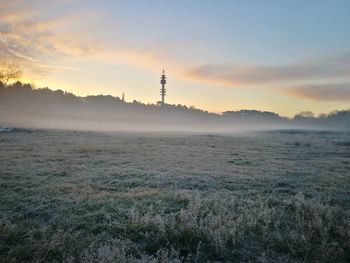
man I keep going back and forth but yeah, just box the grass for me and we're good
[0,130,349,262]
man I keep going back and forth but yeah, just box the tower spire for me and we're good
[160,69,166,105]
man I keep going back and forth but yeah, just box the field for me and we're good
[0,129,349,262]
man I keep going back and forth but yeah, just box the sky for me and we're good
[0,0,349,116]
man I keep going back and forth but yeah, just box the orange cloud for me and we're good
[0,1,180,80]
[284,83,350,102]
[183,53,350,87]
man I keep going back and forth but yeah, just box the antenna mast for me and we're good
[160,69,166,105]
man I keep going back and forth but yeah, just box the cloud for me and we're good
[285,83,350,102]
[184,53,350,87]
[0,1,175,80]
[0,1,93,77]
[0,6,99,58]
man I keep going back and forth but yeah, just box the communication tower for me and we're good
[160,70,166,105]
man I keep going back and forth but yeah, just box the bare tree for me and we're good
[294,111,315,119]
[0,62,22,84]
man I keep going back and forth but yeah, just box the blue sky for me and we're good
[109,0,350,60]
[1,0,349,116]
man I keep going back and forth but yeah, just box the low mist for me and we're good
[1,82,349,133]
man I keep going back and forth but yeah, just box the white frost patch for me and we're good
[0,127,14,132]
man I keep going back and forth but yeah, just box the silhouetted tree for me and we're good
[294,111,315,119]
[0,62,22,84]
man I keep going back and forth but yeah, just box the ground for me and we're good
[0,129,349,262]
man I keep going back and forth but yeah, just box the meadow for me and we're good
[0,129,349,262]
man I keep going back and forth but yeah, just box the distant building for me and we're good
[122,92,125,102]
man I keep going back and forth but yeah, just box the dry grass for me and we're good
[0,130,349,262]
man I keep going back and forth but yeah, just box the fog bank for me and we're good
[1,82,349,132]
